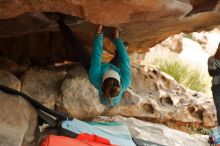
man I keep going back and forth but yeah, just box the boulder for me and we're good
[17,65,216,128]
[20,68,66,109]
[18,64,217,128]
[104,65,216,127]
[0,69,21,90]
[57,66,105,119]
[0,70,37,146]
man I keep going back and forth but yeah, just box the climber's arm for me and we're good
[89,26,103,88]
[113,37,131,89]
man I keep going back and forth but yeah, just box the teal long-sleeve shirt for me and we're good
[89,33,131,106]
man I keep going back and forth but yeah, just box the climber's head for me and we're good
[102,70,120,104]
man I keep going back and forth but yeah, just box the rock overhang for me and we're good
[0,0,219,62]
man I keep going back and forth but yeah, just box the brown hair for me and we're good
[102,77,120,103]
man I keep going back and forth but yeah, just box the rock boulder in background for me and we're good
[105,65,216,127]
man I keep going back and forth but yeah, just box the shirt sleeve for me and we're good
[89,33,103,88]
[113,38,131,89]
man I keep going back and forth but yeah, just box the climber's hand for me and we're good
[114,28,119,39]
[96,25,103,34]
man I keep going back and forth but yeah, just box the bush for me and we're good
[152,58,209,93]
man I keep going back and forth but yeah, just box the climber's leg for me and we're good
[57,18,90,73]
[212,85,220,125]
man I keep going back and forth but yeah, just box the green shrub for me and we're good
[152,58,209,93]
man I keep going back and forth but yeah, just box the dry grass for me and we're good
[152,58,210,93]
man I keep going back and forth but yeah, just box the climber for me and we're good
[89,25,131,107]
[57,18,131,107]
[208,42,220,145]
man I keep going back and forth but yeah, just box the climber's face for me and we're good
[102,77,120,103]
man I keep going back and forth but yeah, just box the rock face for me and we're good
[105,65,216,127]
[0,69,21,90]
[96,116,209,146]
[0,70,37,146]
[0,62,216,145]
[19,65,106,120]
[20,68,66,109]
[18,64,215,127]
[0,1,220,64]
